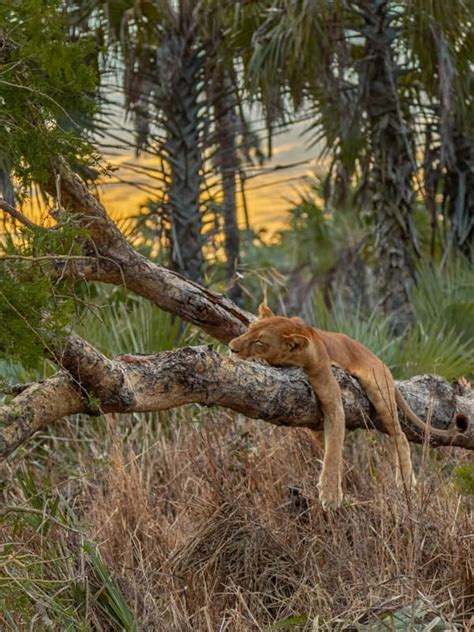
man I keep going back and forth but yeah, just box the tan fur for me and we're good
[229,304,464,509]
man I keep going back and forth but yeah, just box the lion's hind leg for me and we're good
[358,368,415,493]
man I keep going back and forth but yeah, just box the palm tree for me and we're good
[201,1,268,300]
[99,0,208,283]
[71,0,266,289]
[248,0,473,330]
[404,2,474,263]
[210,70,242,299]
[355,0,418,332]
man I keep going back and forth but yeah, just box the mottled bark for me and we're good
[1,344,472,459]
[360,0,417,333]
[0,374,83,457]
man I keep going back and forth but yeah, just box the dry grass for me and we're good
[1,409,473,630]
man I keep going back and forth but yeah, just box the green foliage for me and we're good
[0,232,200,379]
[0,263,55,370]
[243,183,473,383]
[0,467,138,630]
[248,0,474,258]
[76,284,201,357]
[283,181,364,271]
[359,601,461,631]
[271,614,308,629]
[412,258,474,344]
[0,223,87,371]
[312,292,397,369]
[285,190,356,274]
[390,258,474,380]
[0,0,98,190]
[240,179,363,312]
[310,259,474,382]
[393,320,473,382]
[452,463,474,496]
[82,542,138,632]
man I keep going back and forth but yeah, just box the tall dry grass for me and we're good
[2,408,469,630]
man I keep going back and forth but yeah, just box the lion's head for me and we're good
[229,304,313,368]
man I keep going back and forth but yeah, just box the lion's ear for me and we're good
[258,303,275,319]
[283,333,310,352]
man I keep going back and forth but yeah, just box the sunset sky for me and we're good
[95,96,320,238]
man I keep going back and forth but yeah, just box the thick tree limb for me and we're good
[46,161,253,342]
[0,374,83,456]
[1,344,472,458]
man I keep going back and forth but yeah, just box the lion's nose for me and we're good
[228,341,239,353]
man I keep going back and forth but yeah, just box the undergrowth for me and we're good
[1,412,472,630]
[307,257,474,382]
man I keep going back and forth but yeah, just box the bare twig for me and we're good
[0,199,41,230]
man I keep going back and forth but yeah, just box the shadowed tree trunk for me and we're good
[0,33,18,210]
[443,130,474,262]
[359,0,417,333]
[0,154,14,209]
[161,39,206,285]
[213,71,242,302]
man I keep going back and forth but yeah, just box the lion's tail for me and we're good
[394,387,467,437]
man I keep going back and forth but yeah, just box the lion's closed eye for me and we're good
[254,340,266,350]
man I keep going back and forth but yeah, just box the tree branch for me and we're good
[0,198,42,230]
[1,344,472,459]
[45,161,253,342]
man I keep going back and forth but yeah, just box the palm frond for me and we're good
[412,258,474,343]
[393,319,473,381]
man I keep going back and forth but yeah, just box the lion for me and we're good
[229,304,467,509]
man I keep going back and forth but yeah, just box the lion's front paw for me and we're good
[318,475,343,511]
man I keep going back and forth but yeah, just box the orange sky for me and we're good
[96,118,319,239]
[16,104,321,238]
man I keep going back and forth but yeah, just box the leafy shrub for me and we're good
[0,226,84,371]
[0,0,97,189]
[311,291,397,368]
[393,319,473,381]
[308,258,474,381]
[412,258,474,344]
